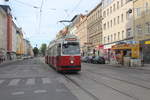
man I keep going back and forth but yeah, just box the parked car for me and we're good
[92,56,105,64]
[81,56,89,63]
[87,56,95,63]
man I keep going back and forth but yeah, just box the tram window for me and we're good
[62,42,80,54]
[57,44,61,56]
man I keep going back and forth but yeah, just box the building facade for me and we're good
[87,2,103,56]
[11,21,17,60]
[68,15,80,35]
[0,6,7,61]
[102,0,134,47]
[76,15,88,56]
[134,0,150,64]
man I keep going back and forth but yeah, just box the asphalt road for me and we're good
[0,58,150,100]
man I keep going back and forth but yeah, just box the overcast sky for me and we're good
[0,0,101,48]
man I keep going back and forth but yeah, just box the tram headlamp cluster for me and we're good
[70,60,74,64]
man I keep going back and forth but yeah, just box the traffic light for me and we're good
[5,0,9,2]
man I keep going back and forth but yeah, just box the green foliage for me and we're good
[40,43,47,56]
[33,47,39,57]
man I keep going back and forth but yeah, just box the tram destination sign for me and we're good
[65,38,77,41]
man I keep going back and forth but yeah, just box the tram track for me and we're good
[84,63,150,83]
[63,73,139,100]
[80,72,140,100]
[85,69,150,90]
[63,74,100,100]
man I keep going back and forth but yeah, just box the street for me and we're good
[0,58,150,100]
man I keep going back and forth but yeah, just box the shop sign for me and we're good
[145,41,150,44]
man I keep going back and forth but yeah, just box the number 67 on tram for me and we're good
[45,35,81,72]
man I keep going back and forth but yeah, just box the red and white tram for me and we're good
[45,34,81,72]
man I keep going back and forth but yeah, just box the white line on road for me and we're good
[0,80,4,84]
[42,78,51,84]
[8,79,20,86]
[56,89,67,92]
[11,91,24,95]
[26,78,35,85]
[34,90,47,94]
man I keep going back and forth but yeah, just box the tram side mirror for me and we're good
[58,44,61,48]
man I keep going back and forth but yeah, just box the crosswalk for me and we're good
[0,77,52,87]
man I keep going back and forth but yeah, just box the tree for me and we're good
[33,47,39,57]
[40,43,47,56]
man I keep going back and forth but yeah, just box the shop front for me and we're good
[112,43,140,66]
[103,43,116,63]
[140,39,150,64]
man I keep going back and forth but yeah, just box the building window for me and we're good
[111,20,113,27]
[136,8,141,16]
[104,37,106,43]
[110,6,112,14]
[117,16,120,24]
[136,25,142,34]
[114,18,116,25]
[121,14,124,22]
[127,28,132,37]
[117,1,120,9]
[107,22,109,29]
[114,33,116,41]
[111,34,113,42]
[108,35,110,43]
[103,11,106,17]
[146,22,150,33]
[145,2,149,13]
[107,8,109,16]
[113,3,116,12]
[121,0,123,7]
[122,30,124,39]
[104,23,106,30]
[118,32,120,40]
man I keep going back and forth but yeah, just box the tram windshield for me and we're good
[62,42,80,55]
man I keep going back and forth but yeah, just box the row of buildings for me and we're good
[0,5,33,63]
[56,0,150,65]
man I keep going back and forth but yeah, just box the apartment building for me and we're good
[11,21,17,60]
[134,0,150,64]
[134,0,150,41]
[16,28,24,58]
[102,0,134,49]
[76,15,88,56]
[68,15,80,35]
[0,6,7,60]
[87,2,103,56]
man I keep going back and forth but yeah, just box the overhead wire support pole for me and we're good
[39,0,44,34]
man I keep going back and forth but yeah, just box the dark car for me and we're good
[92,56,105,64]
[87,56,95,63]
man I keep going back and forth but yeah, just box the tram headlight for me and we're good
[70,60,74,64]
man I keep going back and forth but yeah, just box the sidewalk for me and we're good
[107,63,150,71]
[0,59,23,67]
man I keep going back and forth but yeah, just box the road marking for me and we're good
[0,80,4,84]
[12,91,24,95]
[34,90,47,94]
[26,78,35,85]
[42,78,51,84]
[8,79,20,86]
[56,89,67,92]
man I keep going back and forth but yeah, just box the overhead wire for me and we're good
[65,0,83,19]
[13,0,39,8]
